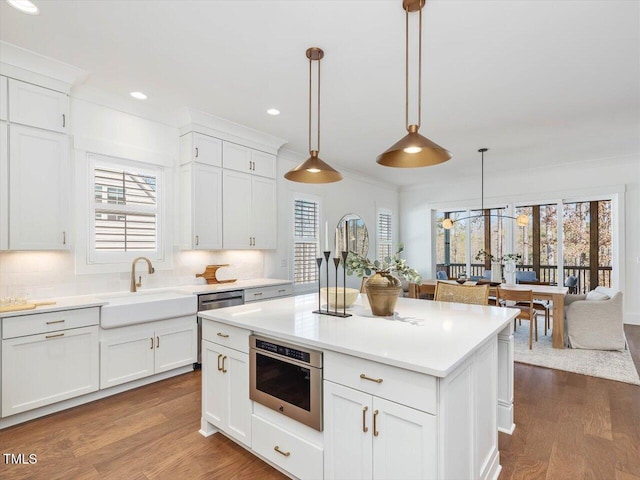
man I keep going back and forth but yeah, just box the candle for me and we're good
[325,221,329,252]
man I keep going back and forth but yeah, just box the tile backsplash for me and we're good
[0,249,266,300]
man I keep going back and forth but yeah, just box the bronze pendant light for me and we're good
[285,47,342,183]
[376,0,451,168]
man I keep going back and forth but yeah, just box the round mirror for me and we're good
[335,214,369,257]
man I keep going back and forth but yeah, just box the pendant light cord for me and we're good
[481,149,484,212]
[308,53,322,153]
[405,3,423,130]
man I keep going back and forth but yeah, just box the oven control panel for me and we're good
[255,339,311,363]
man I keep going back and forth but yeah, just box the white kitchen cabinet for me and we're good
[202,338,251,447]
[0,76,7,121]
[244,283,293,303]
[0,121,7,250]
[222,169,276,249]
[324,380,437,480]
[180,162,222,249]
[222,141,276,179]
[8,124,70,250]
[180,132,222,167]
[100,317,197,389]
[8,78,68,133]
[2,306,99,417]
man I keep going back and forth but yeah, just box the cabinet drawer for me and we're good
[244,284,292,303]
[3,307,100,339]
[202,319,250,353]
[324,351,437,414]
[252,415,323,480]
[8,78,68,133]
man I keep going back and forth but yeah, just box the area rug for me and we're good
[513,322,640,385]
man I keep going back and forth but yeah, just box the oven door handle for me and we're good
[250,347,321,369]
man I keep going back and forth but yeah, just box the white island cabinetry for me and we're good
[199,294,516,480]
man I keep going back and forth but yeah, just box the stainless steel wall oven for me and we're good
[249,335,323,431]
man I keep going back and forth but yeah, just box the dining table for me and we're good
[420,280,569,348]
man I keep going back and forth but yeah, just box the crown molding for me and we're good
[0,41,88,93]
[178,108,287,155]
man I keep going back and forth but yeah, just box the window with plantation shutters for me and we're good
[293,198,319,284]
[89,155,162,262]
[377,209,392,260]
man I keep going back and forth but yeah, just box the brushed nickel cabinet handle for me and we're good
[373,409,379,437]
[62,114,66,128]
[360,373,383,383]
[274,446,290,457]
[216,332,229,338]
[221,355,227,373]
[150,337,154,349]
[195,147,199,158]
[156,336,160,348]
[46,319,65,325]
[217,353,223,371]
[362,406,369,433]
[46,333,64,339]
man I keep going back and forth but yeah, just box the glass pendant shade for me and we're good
[284,150,342,183]
[377,125,451,167]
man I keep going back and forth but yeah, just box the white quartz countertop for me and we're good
[0,278,291,319]
[199,293,518,377]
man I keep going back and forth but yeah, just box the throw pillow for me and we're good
[586,290,609,301]
[594,286,617,298]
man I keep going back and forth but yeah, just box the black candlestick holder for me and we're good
[312,250,352,318]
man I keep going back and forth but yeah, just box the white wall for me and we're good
[264,151,400,292]
[399,155,640,324]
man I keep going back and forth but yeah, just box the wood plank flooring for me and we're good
[1,325,639,479]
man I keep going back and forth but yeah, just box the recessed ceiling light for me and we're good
[5,0,39,15]
[266,108,280,116]
[130,91,147,100]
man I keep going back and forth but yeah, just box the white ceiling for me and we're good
[1,0,638,187]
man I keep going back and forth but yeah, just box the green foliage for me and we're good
[501,253,523,263]
[474,249,495,262]
[345,244,422,284]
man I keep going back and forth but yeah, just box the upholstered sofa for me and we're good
[565,286,625,351]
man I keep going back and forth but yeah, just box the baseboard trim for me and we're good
[624,312,639,325]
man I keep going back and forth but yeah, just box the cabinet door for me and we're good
[193,133,222,167]
[9,125,69,250]
[0,76,7,121]
[202,340,227,429]
[225,348,251,447]
[192,164,222,249]
[2,326,99,417]
[251,176,276,249]
[251,150,276,178]
[372,397,437,480]
[0,121,7,250]
[222,141,252,173]
[154,320,197,374]
[324,381,373,480]
[8,79,68,133]
[222,169,251,249]
[100,329,155,389]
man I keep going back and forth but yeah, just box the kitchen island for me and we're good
[199,293,518,480]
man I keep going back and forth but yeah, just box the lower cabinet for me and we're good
[100,316,196,389]
[2,325,99,417]
[202,339,251,447]
[323,380,437,480]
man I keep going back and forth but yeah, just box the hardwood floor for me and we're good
[499,324,640,480]
[1,325,639,479]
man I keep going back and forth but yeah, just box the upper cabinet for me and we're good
[222,142,276,179]
[180,132,222,167]
[9,125,70,250]
[8,79,69,134]
[0,76,7,121]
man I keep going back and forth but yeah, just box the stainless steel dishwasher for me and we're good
[195,290,244,368]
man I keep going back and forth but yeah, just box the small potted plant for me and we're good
[475,249,501,282]
[345,244,421,316]
[501,253,522,284]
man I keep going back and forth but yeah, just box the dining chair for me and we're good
[434,282,489,305]
[515,280,551,335]
[436,271,448,280]
[497,288,537,349]
[564,275,578,294]
[409,283,436,300]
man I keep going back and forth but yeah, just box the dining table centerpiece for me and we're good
[345,244,421,316]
